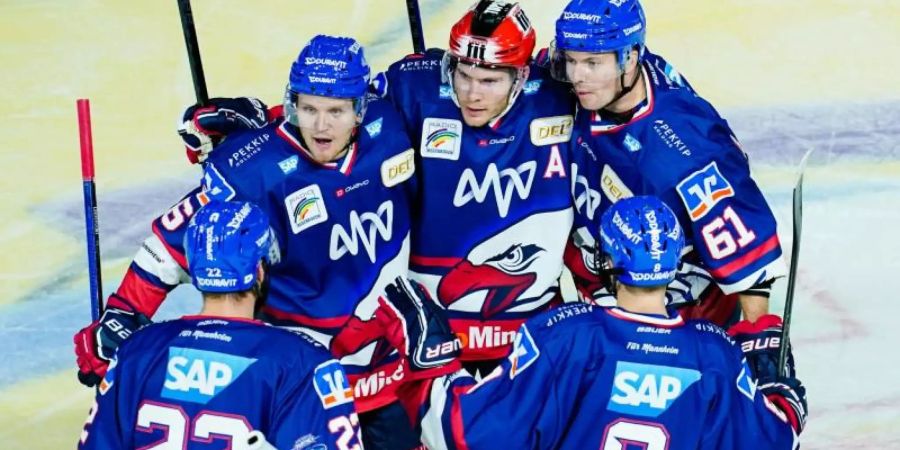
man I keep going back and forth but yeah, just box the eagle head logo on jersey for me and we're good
[436,210,570,318]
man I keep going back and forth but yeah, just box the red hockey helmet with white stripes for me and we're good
[447,0,536,69]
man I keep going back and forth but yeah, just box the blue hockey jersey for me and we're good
[112,98,416,411]
[378,49,577,361]
[569,51,786,303]
[417,304,798,450]
[79,316,361,449]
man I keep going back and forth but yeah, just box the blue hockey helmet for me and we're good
[284,35,371,122]
[184,201,278,293]
[551,0,646,79]
[598,196,684,288]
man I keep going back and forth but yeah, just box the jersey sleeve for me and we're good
[78,354,130,449]
[666,135,786,294]
[699,330,798,449]
[268,355,361,450]
[108,187,209,316]
[420,322,587,450]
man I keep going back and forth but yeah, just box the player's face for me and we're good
[294,94,358,163]
[565,50,626,110]
[452,63,516,127]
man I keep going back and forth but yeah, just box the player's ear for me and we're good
[626,48,640,73]
[255,262,266,285]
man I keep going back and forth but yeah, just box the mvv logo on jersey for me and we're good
[161,347,256,404]
[454,161,536,218]
[421,118,462,160]
[530,115,573,146]
[285,184,329,234]
[676,161,735,221]
[608,361,701,418]
[381,148,415,187]
[330,200,393,263]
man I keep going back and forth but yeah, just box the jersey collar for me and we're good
[589,65,655,135]
[606,307,685,328]
[276,121,359,175]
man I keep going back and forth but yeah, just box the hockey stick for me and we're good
[176,0,210,106]
[405,0,426,53]
[778,149,813,377]
[77,99,103,322]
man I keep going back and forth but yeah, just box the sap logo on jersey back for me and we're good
[285,184,329,234]
[313,359,354,409]
[608,361,701,418]
[381,148,415,187]
[278,155,299,174]
[530,115,573,146]
[161,347,256,404]
[421,118,462,160]
[676,161,735,221]
[365,117,383,138]
[202,163,237,201]
[507,324,540,379]
[330,200,393,263]
[453,161,536,218]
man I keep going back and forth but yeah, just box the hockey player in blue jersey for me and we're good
[73,35,422,448]
[388,196,807,449]
[79,201,362,449]
[554,0,785,329]
[375,0,577,376]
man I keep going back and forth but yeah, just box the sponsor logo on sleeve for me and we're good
[278,155,299,175]
[312,359,354,409]
[608,361,701,418]
[365,117,383,138]
[202,163,237,201]
[530,115,574,146]
[161,347,256,404]
[285,184,329,234]
[421,118,462,160]
[676,161,735,221]
[507,324,540,379]
[381,148,415,187]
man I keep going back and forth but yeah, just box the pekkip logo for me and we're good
[453,161,536,218]
[161,347,256,404]
[608,361,701,418]
[330,200,393,263]
[676,161,735,221]
[313,359,354,409]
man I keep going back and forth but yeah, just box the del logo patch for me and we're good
[285,184,328,234]
[312,360,354,409]
[676,161,735,220]
[421,118,462,160]
[381,148,415,187]
[161,347,256,404]
[530,115,573,146]
[608,361,701,418]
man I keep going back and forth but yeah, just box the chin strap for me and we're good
[599,65,643,121]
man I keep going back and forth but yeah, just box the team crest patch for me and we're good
[676,161,735,221]
[312,360,354,409]
[421,118,462,160]
[381,148,415,187]
[284,184,328,234]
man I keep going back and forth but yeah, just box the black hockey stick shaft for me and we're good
[405,0,426,53]
[778,150,812,377]
[177,0,210,106]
